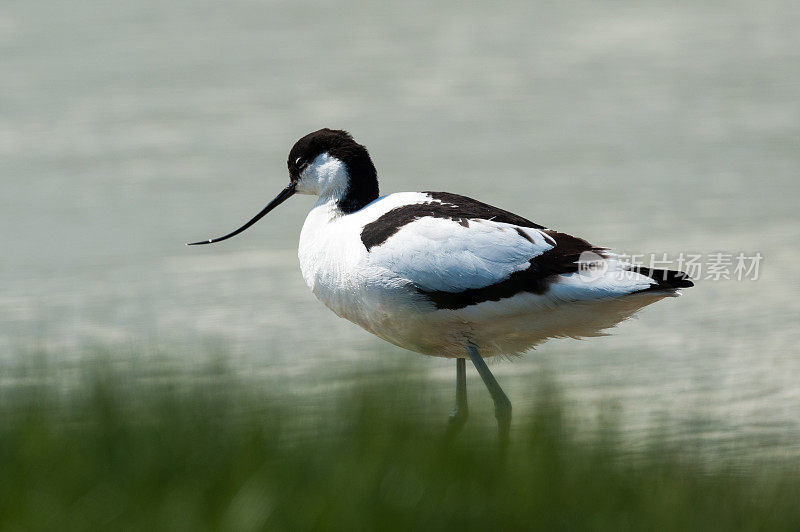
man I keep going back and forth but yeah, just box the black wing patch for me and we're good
[417,231,604,310]
[360,191,545,251]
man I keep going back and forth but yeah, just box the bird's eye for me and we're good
[296,158,309,172]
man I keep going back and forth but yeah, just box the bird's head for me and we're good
[288,129,378,211]
[188,128,379,246]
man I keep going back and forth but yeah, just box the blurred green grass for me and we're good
[1,358,799,531]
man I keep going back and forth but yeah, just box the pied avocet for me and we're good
[189,128,693,442]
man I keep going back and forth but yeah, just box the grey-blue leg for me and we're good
[466,345,511,445]
[445,358,469,437]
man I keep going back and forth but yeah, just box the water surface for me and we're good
[2,0,799,460]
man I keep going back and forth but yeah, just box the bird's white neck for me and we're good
[294,151,379,214]
[295,152,350,204]
[311,195,346,222]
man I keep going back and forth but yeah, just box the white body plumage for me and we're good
[298,189,676,358]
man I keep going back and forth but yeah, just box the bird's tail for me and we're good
[626,266,694,293]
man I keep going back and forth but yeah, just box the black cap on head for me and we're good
[288,128,379,213]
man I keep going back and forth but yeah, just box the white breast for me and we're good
[298,199,364,317]
[298,192,433,304]
[297,194,438,348]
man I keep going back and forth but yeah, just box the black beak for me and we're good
[186,183,296,246]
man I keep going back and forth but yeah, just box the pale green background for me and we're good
[2,0,799,459]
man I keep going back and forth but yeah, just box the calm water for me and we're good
[2,0,799,459]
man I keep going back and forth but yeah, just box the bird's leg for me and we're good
[445,358,469,438]
[466,345,512,447]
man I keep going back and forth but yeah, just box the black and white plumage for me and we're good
[189,128,693,441]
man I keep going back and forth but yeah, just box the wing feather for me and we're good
[360,192,690,310]
[367,217,555,293]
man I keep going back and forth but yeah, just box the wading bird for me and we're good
[189,129,693,443]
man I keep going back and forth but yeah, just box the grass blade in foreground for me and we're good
[1,361,799,531]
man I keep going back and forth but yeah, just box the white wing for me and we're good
[367,216,555,293]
